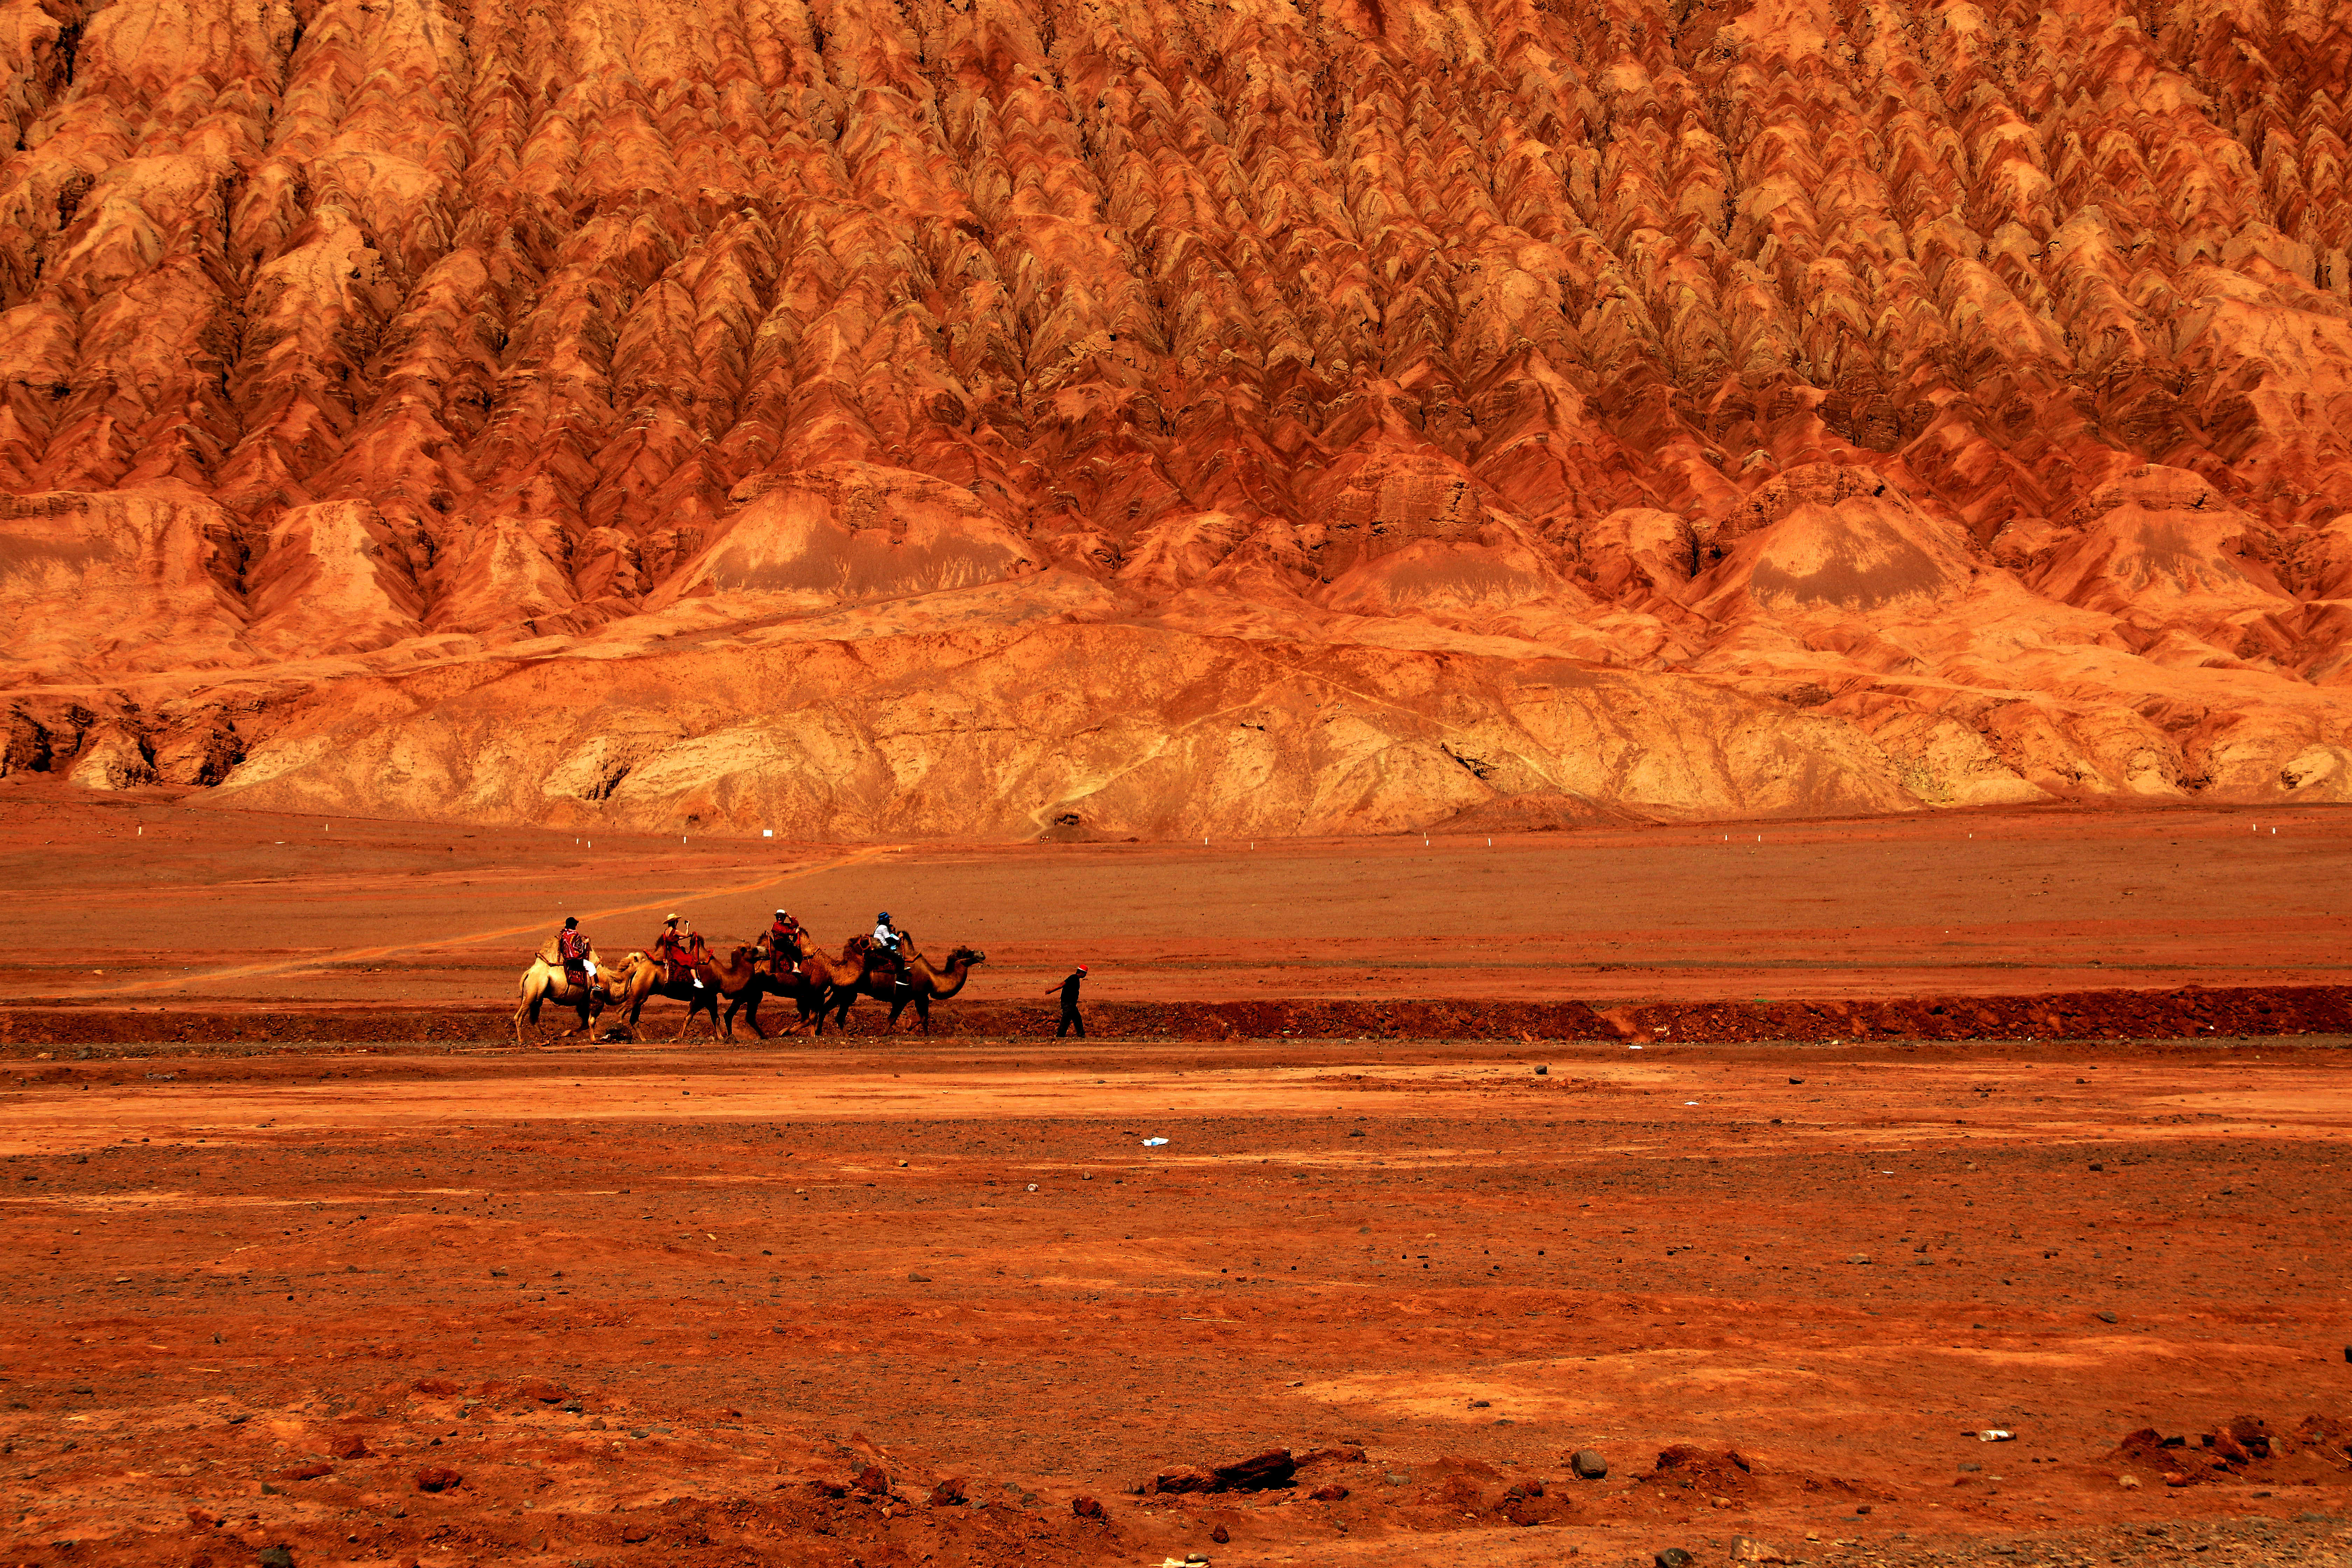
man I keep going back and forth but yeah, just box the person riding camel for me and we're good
[653,914,712,989]
[555,916,595,997]
[869,911,907,988]
[767,908,807,978]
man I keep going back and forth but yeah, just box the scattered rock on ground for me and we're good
[1216,1450,1296,1490]
[1570,1449,1608,1479]
[1297,1444,1366,1466]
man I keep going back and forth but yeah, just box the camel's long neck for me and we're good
[931,961,972,998]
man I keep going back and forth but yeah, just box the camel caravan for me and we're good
[514,908,983,1046]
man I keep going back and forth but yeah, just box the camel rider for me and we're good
[870,912,907,987]
[653,914,713,988]
[555,916,594,996]
[768,909,807,977]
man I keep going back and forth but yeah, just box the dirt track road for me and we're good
[4,785,2351,1014]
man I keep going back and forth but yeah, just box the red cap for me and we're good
[1076,965,1088,974]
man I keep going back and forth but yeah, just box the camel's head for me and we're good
[946,946,985,968]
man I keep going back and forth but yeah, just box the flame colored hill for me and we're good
[6,0,2352,835]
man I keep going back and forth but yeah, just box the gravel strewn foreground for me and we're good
[0,1036,2347,1568]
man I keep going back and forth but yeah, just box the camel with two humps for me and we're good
[601,944,776,1042]
[820,934,986,1035]
[722,931,862,1039]
[513,943,613,1046]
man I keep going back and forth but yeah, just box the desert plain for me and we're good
[0,788,2346,1568]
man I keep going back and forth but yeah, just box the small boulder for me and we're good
[327,1434,369,1461]
[258,1549,296,1568]
[1570,1449,1609,1480]
[1212,1450,1296,1491]
[1071,1495,1104,1519]
[1309,1483,1350,1502]
[1731,1538,1787,1563]
[852,1465,891,1495]
[1210,1522,1230,1542]
[1657,1550,1695,1568]
[928,1477,968,1507]
[413,1467,462,1493]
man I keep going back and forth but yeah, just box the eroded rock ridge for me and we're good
[5,0,2352,834]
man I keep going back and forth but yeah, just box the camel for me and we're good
[726,931,874,1038]
[719,932,841,1040]
[820,935,986,1035]
[513,946,613,1046]
[602,944,773,1042]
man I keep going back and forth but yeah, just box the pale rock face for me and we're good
[0,490,247,682]
[245,501,427,659]
[650,463,1038,611]
[9,0,2352,832]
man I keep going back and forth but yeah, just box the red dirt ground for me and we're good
[1,790,2349,1567]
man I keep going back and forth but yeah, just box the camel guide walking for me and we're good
[1048,964,1087,1037]
[653,915,712,988]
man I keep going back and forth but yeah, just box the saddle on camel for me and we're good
[652,915,716,988]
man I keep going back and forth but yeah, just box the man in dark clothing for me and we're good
[1046,965,1087,1038]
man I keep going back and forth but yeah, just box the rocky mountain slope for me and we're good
[4,0,2352,836]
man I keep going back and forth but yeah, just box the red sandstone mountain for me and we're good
[4,0,2352,836]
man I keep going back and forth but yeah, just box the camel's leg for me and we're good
[741,991,768,1041]
[918,995,931,1035]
